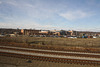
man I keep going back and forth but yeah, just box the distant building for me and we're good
[50,30,67,36]
[39,30,49,35]
[66,30,73,36]
[60,30,67,35]
[21,29,41,35]
[39,30,53,36]
[1,28,100,38]
[66,30,77,36]
[77,31,100,38]
[0,28,21,35]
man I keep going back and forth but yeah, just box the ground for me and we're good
[0,56,100,67]
[0,37,100,67]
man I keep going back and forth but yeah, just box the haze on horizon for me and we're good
[0,0,100,32]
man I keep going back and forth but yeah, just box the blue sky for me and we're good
[0,0,100,31]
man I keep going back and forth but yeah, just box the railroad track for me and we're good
[0,45,100,66]
[0,46,100,58]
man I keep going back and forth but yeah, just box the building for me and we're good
[66,30,77,36]
[0,28,21,35]
[77,31,100,38]
[39,30,49,35]
[21,29,41,35]
[66,30,73,36]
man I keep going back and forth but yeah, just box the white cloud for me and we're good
[5,0,17,6]
[0,21,54,30]
[0,1,2,4]
[22,22,59,30]
[0,21,64,30]
[59,10,94,20]
[0,22,18,28]
[3,0,64,20]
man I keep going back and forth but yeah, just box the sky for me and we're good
[0,0,100,31]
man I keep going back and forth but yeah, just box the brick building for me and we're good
[21,29,41,35]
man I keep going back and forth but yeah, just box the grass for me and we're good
[1,36,100,52]
[0,36,100,48]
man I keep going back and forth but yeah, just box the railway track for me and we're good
[0,46,100,58]
[0,45,100,66]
